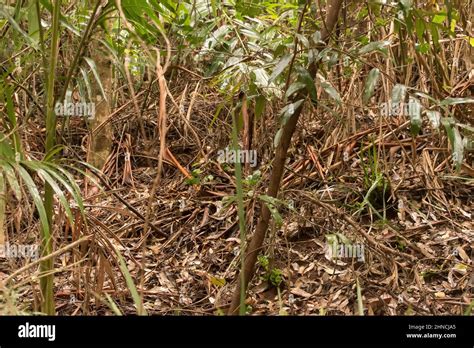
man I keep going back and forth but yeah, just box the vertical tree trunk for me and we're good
[228,0,345,315]
[87,17,113,171]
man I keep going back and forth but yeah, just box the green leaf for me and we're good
[296,67,317,102]
[269,54,292,82]
[259,195,283,227]
[391,84,407,105]
[79,67,93,103]
[0,161,21,201]
[363,68,380,105]
[103,293,123,316]
[358,40,390,55]
[408,97,422,136]
[27,0,39,44]
[54,163,87,213]
[317,74,341,105]
[295,33,309,48]
[280,99,304,125]
[415,42,430,54]
[83,57,108,102]
[415,18,425,42]
[399,0,413,10]
[0,7,37,49]
[426,110,441,129]
[452,128,464,171]
[450,19,456,34]
[285,82,306,98]
[254,95,266,120]
[432,13,446,24]
[16,165,50,240]
[26,164,74,228]
[442,117,455,145]
[210,276,226,287]
[414,91,438,103]
[274,128,283,148]
[115,246,147,315]
[439,97,474,106]
[430,23,440,47]
[0,138,15,161]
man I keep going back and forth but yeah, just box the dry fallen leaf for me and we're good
[290,287,312,298]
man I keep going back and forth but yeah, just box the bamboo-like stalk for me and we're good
[41,0,62,315]
[231,106,247,315]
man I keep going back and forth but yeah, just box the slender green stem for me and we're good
[41,0,62,315]
[58,1,102,105]
[231,106,247,315]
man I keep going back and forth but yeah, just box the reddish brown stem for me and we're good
[228,0,345,315]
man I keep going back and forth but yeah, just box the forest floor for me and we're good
[2,80,473,316]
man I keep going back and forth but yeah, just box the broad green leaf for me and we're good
[318,75,341,105]
[280,99,304,125]
[335,232,352,245]
[415,18,425,42]
[296,67,317,102]
[399,0,413,10]
[241,28,260,40]
[415,42,430,54]
[430,23,440,47]
[391,84,407,105]
[43,145,65,162]
[450,19,456,34]
[269,54,292,82]
[285,82,305,98]
[409,97,422,136]
[251,68,270,89]
[363,68,380,105]
[0,139,15,161]
[432,13,446,24]
[210,276,226,287]
[358,40,390,55]
[295,33,309,48]
[274,128,283,148]
[426,110,441,129]
[27,0,39,44]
